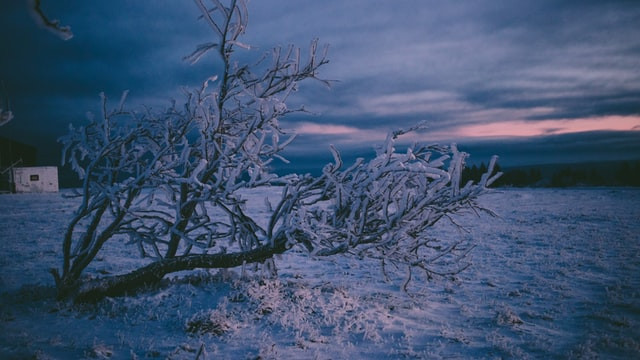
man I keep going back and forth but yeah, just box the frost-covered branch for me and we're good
[54,0,499,301]
[29,0,73,40]
[54,0,331,298]
[270,134,501,285]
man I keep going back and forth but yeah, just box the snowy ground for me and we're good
[1,188,639,359]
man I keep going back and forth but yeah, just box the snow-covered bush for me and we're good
[53,0,499,302]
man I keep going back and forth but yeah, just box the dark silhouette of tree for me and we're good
[616,161,640,186]
[463,162,501,187]
[490,164,541,188]
[587,169,605,186]
[484,161,640,188]
[550,167,593,187]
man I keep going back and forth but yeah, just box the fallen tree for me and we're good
[53,0,500,302]
[67,236,289,303]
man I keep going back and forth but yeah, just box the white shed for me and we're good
[11,166,59,193]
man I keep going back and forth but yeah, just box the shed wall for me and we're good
[12,167,59,193]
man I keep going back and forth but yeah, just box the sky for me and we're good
[1,0,639,176]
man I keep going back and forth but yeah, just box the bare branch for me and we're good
[29,0,73,40]
[54,0,497,302]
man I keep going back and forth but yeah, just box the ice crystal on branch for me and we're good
[270,132,500,289]
[54,0,498,302]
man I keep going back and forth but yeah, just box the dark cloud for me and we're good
[1,0,639,174]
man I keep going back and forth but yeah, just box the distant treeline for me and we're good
[462,160,640,188]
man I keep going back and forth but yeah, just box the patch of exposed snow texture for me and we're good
[1,188,639,359]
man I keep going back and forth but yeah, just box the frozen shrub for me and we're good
[53,0,499,302]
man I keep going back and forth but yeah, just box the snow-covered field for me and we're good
[1,188,639,359]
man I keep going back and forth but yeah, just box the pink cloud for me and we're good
[450,115,640,138]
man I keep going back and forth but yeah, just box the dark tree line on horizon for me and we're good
[463,160,640,188]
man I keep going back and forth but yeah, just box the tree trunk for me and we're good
[63,238,289,303]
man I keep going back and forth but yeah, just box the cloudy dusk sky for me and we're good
[1,0,639,175]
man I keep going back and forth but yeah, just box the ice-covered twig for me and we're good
[29,0,73,40]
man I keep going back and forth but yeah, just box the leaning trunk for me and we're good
[62,237,288,303]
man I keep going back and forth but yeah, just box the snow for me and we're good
[1,188,639,359]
